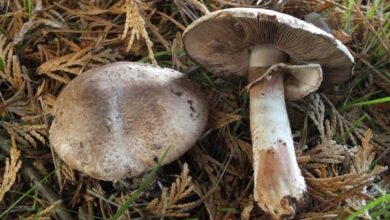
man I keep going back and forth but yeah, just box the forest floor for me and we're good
[0,0,389,219]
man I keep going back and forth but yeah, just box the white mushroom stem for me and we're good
[249,46,306,219]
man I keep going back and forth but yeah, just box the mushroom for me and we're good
[183,8,354,219]
[49,62,208,181]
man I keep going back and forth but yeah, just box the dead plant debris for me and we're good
[0,0,389,219]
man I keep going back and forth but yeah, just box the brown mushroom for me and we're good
[49,62,208,181]
[183,8,354,219]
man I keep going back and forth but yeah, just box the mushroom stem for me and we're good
[249,67,306,219]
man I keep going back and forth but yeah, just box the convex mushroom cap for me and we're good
[49,62,208,181]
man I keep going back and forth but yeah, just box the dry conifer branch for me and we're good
[37,47,122,83]
[0,35,25,91]
[1,122,47,147]
[12,0,43,45]
[308,94,326,142]
[344,130,387,218]
[321,94,387,153]
[0,136,22,202]
[120,0,156,64]
[26,200,62,220]
[302,98,388,218]
[0,136,72,220]
[146,164,196,217]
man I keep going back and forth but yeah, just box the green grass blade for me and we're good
[348,96,390,107]
[367,0,382,19]
[339,114,366,141]
[0,171,55,218]
[87,190,119,207]
[218,207,237,213]
[345,194,390,220]
[370,201,390,218]
[343,0,355,29]
[0,56,4,71]
[110,147,170,220]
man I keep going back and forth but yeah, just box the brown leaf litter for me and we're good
[0,0,389,219]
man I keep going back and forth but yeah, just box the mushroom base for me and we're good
[249,67,306,219]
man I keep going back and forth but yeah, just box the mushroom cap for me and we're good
[49,62,208,181]
[183,8,354,85]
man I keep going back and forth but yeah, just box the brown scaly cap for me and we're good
[183,8,354,85]
[49,62,208,181]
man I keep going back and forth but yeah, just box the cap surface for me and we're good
[183,8,354,85]
[49,62,208,181]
